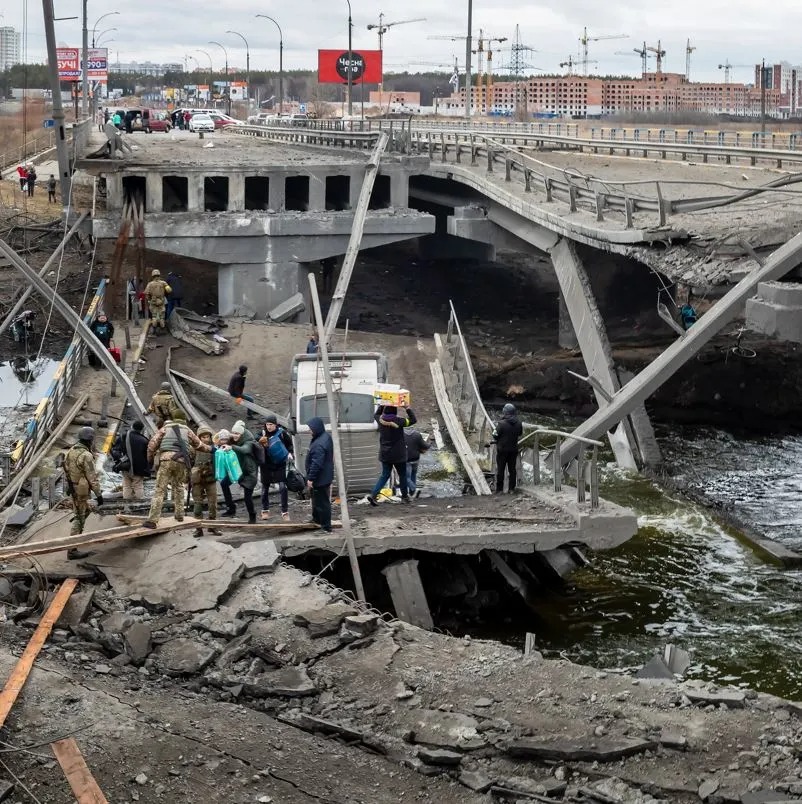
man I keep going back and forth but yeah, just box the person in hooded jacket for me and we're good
[494,402,523,493]
[368,404,416,506]
[112,419,150,501]
[258,415,293,520]
[305,417,334,532]
[220,419,258,523]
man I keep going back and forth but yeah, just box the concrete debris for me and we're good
[658,729,688,751]
[0,781,14,801]
[740,792,794,803]
[268,292,305,323]
[410,710,483,750]
[474,697,494,708]
[496,775,567,798]
[416,747,463,766]
[214,633,252,668]
[224,576,273,618]
[191,609,249,639]
[55,587,95,629]
[134,772,148,785]
[156,638,219,675]
[292,713,365,742]
[458,770,494,793]
[698,777,720,801]
[293,602,358,638]
[242,665,316,698]
[636,654,675,681]
[684,688,746,709]
[507,735,656,762]
[233,541,280,577]
[101,611,136,633]
[342,613,380,638]
[664,643,691,675]
[123,623,153,665]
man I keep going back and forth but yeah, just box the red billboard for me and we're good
[318,49,382,85]
[56,48,80,80]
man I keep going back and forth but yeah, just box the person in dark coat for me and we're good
[368,404,416,505]
[494,402,523,493]
[88,312,114,368]
[166,271,184,318]
[258,414,293,520]
[112,419,150,501]
[305,416,333,532]
[404,428,430,497]
[221,419,258,523]
[228,364,255,418]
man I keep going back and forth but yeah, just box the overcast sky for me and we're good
[5,0,802,84]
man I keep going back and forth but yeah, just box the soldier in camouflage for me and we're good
[191,424,221,538]
[147,382,177,428]
[145,269,171,334]
[64,427,104,559]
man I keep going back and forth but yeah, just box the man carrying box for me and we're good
[368,403,416,506]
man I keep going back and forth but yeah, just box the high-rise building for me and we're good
[0,27,21,70]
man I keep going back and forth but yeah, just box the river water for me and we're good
[530,423,802,700]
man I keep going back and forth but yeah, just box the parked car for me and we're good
[207,112,245,129]
[290,113,310,127]
[188,113,215,133]
[113,108,172,133]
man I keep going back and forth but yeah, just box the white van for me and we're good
[290,352,387,493]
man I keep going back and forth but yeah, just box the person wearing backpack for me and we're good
[258,415,293,520]
[112,420,150,501]
[220,419,258,523]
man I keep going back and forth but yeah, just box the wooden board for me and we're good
[115,514,324,531]
[51,738,109,804]
[0,579,77,729]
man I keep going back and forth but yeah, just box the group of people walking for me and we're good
[15,164,57,201]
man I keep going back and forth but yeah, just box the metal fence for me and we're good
[12,278,107,471]
[0,129,56,173]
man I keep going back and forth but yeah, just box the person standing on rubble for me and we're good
[368,404,416,506]
[88,311,114,368]
[166,271,184,318]
[258,414,293,521]
[191,424,222,538]
[16,164,27,192]
[143,409,209,529]
[63,427,104,560]
[112,420,150,502]
[220,420,258,524]
[228,364,255,418]
[493,402,523,494]
[148,382,177,428]
[144,269,171,335]
[305,417,333,532]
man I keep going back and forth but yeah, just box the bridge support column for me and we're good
[549,237,660,469]
[309,175,326,212]
[269,177,286,211]
[187,175,204,212]
[558,294,579,350]
[145,174,162,213]
[217,260,306,319]
[391,173,409,209]
[228,174,245,212]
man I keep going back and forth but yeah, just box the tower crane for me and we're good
[646,40,666,73]
[561,54,596,75]
[685,38,696,81]
[479,33,508,111]
[718,60,753,84]
[367,14,427,93]
[615,43,652,76]
[579,27,628,75]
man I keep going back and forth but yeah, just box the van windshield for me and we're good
[299,392,374,425]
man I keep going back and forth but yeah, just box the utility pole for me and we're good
[256,16,284,115]
[81,0,88,116]
[346,0,353,117]
[464,0,472,119]
[227,31,250,108]
[42,0,72,209]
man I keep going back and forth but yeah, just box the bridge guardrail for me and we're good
[0,129,56,173]
[12,278,107,471]
[230,124,379,150]
[588,126,801,151]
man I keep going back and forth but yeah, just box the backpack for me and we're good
[252,440,266,467]
[266,431,289,464]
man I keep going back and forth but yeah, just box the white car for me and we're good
[188,113,215,133]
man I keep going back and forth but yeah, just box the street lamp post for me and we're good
[91,10,118,47]
[256,15,283,115]
[94,28,116,45]
[196,49,213,105]
[209,40,230,115]
[345,0,353,117]
[226,30,250,107]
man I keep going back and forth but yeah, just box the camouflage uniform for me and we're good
[145,277,170,328]
[145,419,209,525]
[147,389,176,427]
[64,442,100,535]
[191,450,218,520]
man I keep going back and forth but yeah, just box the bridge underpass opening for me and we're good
[285,176,310,211]
[244,177,270,211]
[325,175,350,211]
[122,176,146,211]
[369,175,391,210]
[162,176,188,212]
[204,177,229,212]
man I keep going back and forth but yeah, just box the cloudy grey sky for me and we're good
[6,0,802,83]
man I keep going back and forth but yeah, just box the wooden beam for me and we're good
[51,738,109,804]
[0,578,77,729]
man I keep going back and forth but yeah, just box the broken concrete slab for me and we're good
[215,634,252,669]
[506,736,657,762]
[6,504,35,527]
[417,747,462,766]
[156,638,218,675]
[232,540,280,577]
[343,613,380,638]
[664,643,691,675]
[699,778,721,801]
[268,292,305,323]
[294,602,358,638]
[56,586,95,629]
[685,688,746,709]
[658,729,688,751]
[459,770,493,793]
[101,612,136,633]
[740,792,793,804]
[86,531,245,612]
[496,776,567,798]
[293,713,364,741]
[224,575,273,618]
[242,666,316,698]
[636,655,675,681]
[123,623,153,665]
[411,710,483,750]
[191,609,249,639]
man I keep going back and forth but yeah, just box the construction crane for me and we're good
[646,40,666,73]
[685,38,696,81]
[579,27,628,75]
[480,33,508,112]
[561,54,597,75]
[615,43,652,76]
[367,14,426,93]
[718,60,754,84]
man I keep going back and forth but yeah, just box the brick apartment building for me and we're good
[443,67,794,118]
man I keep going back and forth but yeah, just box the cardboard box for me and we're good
[373,384,410,407]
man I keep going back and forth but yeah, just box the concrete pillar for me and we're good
[187,175,204,212]
[145,174,162,213]
[106,175,123,211]
[308,174,326,212]
[217,260,300,317]
[348,169,362,209]
[390,172,409,209]
[228,174,245,212]
[268,175,285,212]
[549,237,639,470]
[381,559,433,630]
[558,292,579,350]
